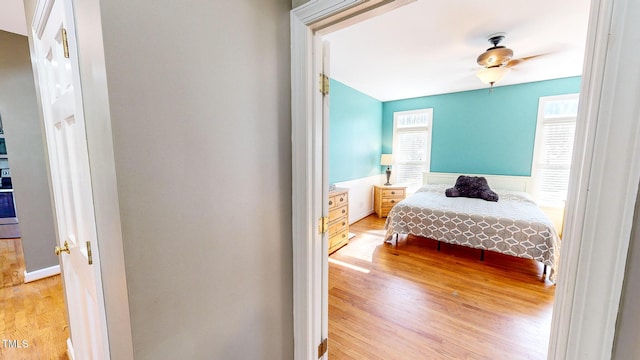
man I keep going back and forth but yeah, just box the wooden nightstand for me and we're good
[328,188,349,254]
[373,185,406,218]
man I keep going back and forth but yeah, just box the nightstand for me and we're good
[373,185,406,218]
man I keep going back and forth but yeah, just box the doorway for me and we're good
[291,0,640,359]
[321,2,585,356]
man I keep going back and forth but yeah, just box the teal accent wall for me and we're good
[329,79,383,183]
[382,77,581,176]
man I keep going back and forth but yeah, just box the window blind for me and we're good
[395,130,429,184]
[393,110,432,186]
[536,120,576,206]
[534,95,579,207]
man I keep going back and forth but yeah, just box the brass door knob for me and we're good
[55,241,71,256]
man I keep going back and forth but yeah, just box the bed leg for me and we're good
[543,265,547,276]
[395,233,399,248]
[480,250,485,261]
[437,242,441,252]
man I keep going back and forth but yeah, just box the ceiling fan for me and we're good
[475,33,546,87]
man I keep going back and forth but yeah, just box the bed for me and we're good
[384,173,560,282]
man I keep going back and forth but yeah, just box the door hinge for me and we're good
[61,28,70,59]
[318,216,329,234]
[86,241,93,265]
[317,338,328,358]
[319,74,329,95]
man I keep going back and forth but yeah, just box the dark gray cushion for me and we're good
[445,175,499,202]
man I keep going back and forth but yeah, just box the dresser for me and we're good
[328,188,349,254]
[373,185,406,218]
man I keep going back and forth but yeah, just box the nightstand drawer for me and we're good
[382,198,402,207]
[381,188,405,198]
[373,185,407,218]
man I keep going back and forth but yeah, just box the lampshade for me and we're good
[476,66,511,85]
[380,154,393,166]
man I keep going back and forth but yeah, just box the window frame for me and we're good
[531,93,580,208]
[391,108,433,188]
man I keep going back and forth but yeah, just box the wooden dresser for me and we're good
[373,185,406,218]
[328,188,349,254]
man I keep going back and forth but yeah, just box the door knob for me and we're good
[55,241,71,255]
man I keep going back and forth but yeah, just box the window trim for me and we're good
[391,108,433,187]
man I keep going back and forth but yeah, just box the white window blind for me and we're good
[392,109,433,187]
[533,94,579,207]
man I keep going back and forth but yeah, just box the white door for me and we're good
[31,0,109,358]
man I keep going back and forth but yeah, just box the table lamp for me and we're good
[380,154,393,185]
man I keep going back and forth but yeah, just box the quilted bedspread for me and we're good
[384,184,560,282]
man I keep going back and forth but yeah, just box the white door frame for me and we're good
[548,0,640,357]
[291,0,640,359]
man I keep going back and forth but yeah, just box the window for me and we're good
[532,94,579,207]
[392,109,433,188]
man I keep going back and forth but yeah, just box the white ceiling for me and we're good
[1,1,590,101]
[0,0,27,36]
[323,0,591,101]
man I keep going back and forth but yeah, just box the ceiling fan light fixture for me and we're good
[476,66,511,86]
[477,47,514,67]
[476,33,514,67]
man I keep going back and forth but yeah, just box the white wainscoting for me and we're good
[334,174,386,224]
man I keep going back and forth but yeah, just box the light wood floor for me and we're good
[328,214,555,360]
[0,238,68,359]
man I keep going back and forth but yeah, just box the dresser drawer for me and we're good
[329,192,347,210]
[329,204,348,220]
[329,229,349,253]
[328,188,349,254]
[328,217,348,236]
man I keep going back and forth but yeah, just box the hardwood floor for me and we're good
[1,237,24,288]
[328,215,555,360]
[0,238,69,359]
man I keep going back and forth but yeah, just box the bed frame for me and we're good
[423,172,535,196]
[410,172,549,277]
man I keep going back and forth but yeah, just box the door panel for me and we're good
[31,0,109,358]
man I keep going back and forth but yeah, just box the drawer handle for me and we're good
[341,209,346,214]
[329,200,333,206]
[342,222,346,226]
[391,191,395,194]
[342,233,346,238]
[391,200,395,203]
[339,197,344,202]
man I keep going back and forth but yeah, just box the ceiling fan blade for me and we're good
[505,53,551,67]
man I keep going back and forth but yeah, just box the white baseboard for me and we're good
[350,210,374,224]
[24,264,60,283]
[66,338,75,360]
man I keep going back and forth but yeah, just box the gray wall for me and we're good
[613,184,640,358]
[32,0,293,358]
[293,0,310,8]
[0,30,57,273]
